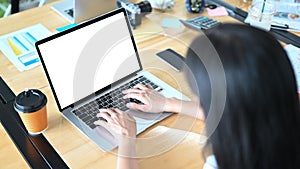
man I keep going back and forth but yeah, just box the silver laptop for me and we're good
[35,8,188,152]
[51,0,117,23]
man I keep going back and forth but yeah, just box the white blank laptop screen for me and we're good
[38,12,140,109]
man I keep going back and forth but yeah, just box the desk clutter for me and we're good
[244,0,300,32]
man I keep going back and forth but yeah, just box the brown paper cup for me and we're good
[18,106,48,134]
[14,89,48,135]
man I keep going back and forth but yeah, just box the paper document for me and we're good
[272,1,300,31]
[285,44,300,92]
[0,24,52,71]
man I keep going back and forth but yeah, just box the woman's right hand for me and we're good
[122,84,168,113]
[123,83,205,120]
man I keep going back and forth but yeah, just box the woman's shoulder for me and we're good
[203,155,218,169]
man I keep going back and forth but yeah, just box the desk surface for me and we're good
[0,0,299,168]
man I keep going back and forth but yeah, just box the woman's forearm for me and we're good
[117,138,138,169]
[164,98,205,120]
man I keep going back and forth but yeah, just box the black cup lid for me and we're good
[14,89,47,113]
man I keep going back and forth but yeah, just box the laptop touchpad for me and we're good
[95,126,117,145]
[127,109,169,121]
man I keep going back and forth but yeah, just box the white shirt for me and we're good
[203,155,218,169]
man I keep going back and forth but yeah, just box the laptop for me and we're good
[51,0,117,23]
[35,8,189,152]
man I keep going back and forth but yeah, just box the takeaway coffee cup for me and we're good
[14,89,48,135]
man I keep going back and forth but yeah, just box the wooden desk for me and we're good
[0,0,299,168]
[0,1,207,168]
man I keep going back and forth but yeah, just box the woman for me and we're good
[94,24,300,169]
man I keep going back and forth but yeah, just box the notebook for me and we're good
[35,8,189,152]
[51,0,117,23]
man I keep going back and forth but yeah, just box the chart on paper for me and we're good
[0,24,52,71]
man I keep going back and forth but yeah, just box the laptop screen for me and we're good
[36,9,142,110]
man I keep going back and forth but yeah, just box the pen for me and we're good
[271,24,289,30]
[271,24,300,32]
[226,9,235,17]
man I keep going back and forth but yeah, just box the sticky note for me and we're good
[56,23,78,32]
[161,18,182,29]
[207,6,228,17]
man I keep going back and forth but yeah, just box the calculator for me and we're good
[180,16,221,30]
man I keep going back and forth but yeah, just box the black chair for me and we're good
[11,0,19,14]
[10,0,45,14]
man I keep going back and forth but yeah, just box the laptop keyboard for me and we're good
[71,76,163,129]
[64,8,74,17]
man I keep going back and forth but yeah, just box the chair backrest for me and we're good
[9,0,45,16]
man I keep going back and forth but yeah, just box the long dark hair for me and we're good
[185,23,300,169]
